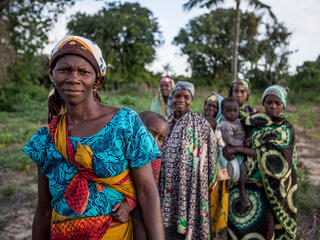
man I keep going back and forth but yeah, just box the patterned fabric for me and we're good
[262,85,288,108]
[158,111,218,240]
[151,158,161,184]
[228,112,297,239]
[23,108,161,238]
[232,79,250,91]
[51,209,133,240]
[239,104,255,120]
[48,36,106,87]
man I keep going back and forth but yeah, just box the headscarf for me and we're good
[160,76,173,85]
[171,81,195,98]
[167,81,195,113]
[228,79,251,100]
[203,92,224,122]
[262,84,289,108]
[48,35,106,87]
[47,36,107,123]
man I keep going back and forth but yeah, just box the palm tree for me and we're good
[183,0,275,82]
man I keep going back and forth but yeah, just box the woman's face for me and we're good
[232,86,248,106]
[263,95,284,118]
[203,100,219,118]
[160,81,172,98]
[172,89,192,115]
[52,55,96,106]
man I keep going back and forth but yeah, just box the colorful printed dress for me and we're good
[228,112,297,239]
[158,111,218,240]
[23,108,161,239]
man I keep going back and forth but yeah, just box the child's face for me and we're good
[147,119,169,149]
[203,100,219,118]
[263,95,283,118]
[222,102,239,121]
[232,87,248,106]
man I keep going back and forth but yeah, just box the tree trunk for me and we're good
[232,0,241,82]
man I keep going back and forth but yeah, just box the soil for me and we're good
[0,106,319,239]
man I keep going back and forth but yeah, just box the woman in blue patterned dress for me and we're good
[23,36,164,240]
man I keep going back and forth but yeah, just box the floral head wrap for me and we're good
[48,36,106,88]
[262,84,289,108]
[232,79,250,91]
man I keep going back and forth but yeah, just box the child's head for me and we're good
[139,111,169,149]
[221,97,240,122]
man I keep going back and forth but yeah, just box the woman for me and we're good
[202,93,230,238]
[158,81,218,240]
[23,36,164,239]
[151,76,175,117]
[224,85,297,239]
[228,79,255,119]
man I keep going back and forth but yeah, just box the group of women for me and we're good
[24,36,297,240]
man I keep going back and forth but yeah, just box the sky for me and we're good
[44,0,320,76]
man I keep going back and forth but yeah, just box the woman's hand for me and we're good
[223,146,239,161]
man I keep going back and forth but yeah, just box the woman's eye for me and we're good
[79,69,89,74]
[57,67,69,73]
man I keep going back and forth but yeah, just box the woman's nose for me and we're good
[66,70,80,83]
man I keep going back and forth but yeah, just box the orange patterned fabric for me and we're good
[51,209,133,240]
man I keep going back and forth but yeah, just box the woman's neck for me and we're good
[174,110,189,120]
[163,96,168,104]
[66,101,100,126]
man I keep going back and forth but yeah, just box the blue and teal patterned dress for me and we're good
[23,108,161,218]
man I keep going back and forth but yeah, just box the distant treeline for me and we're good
[0,1,319,103]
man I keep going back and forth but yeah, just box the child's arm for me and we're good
[112,196,137,223]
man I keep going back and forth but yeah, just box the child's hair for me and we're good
[221,97,239,112]
[139,111,167,127]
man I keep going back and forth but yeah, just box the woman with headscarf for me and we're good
[223,85,297,239]
[151,76,175,117]
[23,36,164,239]
[158,81,218,240]
[202,93,230,238]
[228,79,256,119]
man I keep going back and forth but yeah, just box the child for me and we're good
[217,97,248,208]
[113,111,169,239]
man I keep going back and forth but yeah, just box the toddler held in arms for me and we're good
[114,111,169,239]
[217,97,249,208]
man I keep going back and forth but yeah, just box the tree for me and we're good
[183,0,275,82]
[67,2,163,88]
[0,0,75,85]
[173,8,261,86]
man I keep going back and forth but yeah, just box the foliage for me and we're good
[174,8,261,87]
[174,8,291,89]
[183,0,276,82]
[67,2,163,88]
[288,56,320,103]
[0,0,75,85]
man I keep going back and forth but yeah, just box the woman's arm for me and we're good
[131,162,165,240]
[33,166,52,240]
[223,145,257,161]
